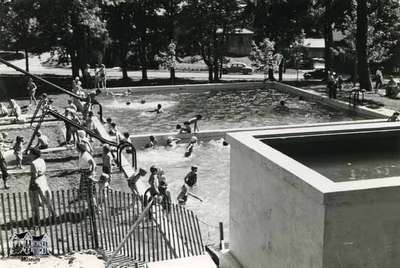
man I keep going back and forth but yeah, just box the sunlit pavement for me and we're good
[0,54,308,82]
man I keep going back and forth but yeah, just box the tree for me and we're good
[104,1,136,80]
[180,0,241,81]
[356,0,372,90]
[37,0,109,77]
[249,38,283,81]
[0,0,43,72]
[246,0,315,81]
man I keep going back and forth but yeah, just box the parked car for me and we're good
[222,62,253,75]
[303,68,326,80]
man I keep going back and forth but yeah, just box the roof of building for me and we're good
[216,28,254,35]
[303,38,325,48]
[15,232,29,239]
[32,234,46,241]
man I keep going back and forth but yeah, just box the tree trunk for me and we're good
[356,0,372,90]
[24,49,29,72]
[140,45,148,81]
[213,60,219,82]
[268,68,275,81]
[208,67,213,81]
[324,0,333,74]
[122,62,128,80]
[170,67,175,83]
[69,49,80,78]
[324,24,333,73]
[278,58,284,81]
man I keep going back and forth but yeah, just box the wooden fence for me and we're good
[0,189,204,263]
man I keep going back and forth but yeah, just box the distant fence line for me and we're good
[0,189,204,263]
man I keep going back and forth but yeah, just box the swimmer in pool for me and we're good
[148,104,162,114]
[177,184,203,205]
[177,121,191,134]
[273,100,289,113]
[188,115,202,133]
[184,166,198,187]
[145,135,158,148]
[166,136,180,147]
[184,136,198,157]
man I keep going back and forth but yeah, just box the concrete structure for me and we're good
[227,122,400,268]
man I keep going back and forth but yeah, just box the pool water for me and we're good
[130,140,230,245]
[99,88,365,134]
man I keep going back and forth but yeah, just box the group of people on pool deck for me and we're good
[0,130,49,189]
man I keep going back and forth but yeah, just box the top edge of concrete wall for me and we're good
[227,121,400,197]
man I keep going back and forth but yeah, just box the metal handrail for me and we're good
[117,142,137,171]
[0,57,104,123]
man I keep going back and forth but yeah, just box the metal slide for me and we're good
[46,109,117,147]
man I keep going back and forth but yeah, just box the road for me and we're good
[0,54,308,82]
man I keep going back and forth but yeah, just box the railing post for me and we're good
[219,222,224,250]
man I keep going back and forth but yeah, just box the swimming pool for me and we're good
[99,88,366,135]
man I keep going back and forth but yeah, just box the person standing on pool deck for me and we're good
[13,136,24,169]
[188,115,202,133]
[184,166,198,187]
[127,168,147,195]
[387,111,400,122]
[0,133,11,189]
[29,148,55,221]
[102,144,113,179]
[27,78,38,106]
[77,142,97,208]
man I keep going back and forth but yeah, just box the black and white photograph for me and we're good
[0,0,400,267]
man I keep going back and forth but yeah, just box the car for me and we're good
[222,62,253,75]
[303,68,326,80]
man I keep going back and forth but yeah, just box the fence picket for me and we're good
[51,191,60,254]
[61,191,70,252]
[0,189,204,263]
[56,191,65,254]
[67,190,75,251]
[0,194,5,257]
[72,189,82,252]
[172,204,181,258]
[18,193,24,233]
[46,192,54,254]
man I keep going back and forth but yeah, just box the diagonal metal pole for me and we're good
[0,57,83,100]
[105,199,154,268]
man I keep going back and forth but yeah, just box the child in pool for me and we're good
[145,136,157,148]
[166,136,180,147]
[148,104,162,114]
[177,184,203,206]
[184,166,198,187]
[177,121,191,134]
[184,136,198,157]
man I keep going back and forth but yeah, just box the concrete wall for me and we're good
[227,123,400,268]
[323,188,400,268]
[228,133,326,268]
